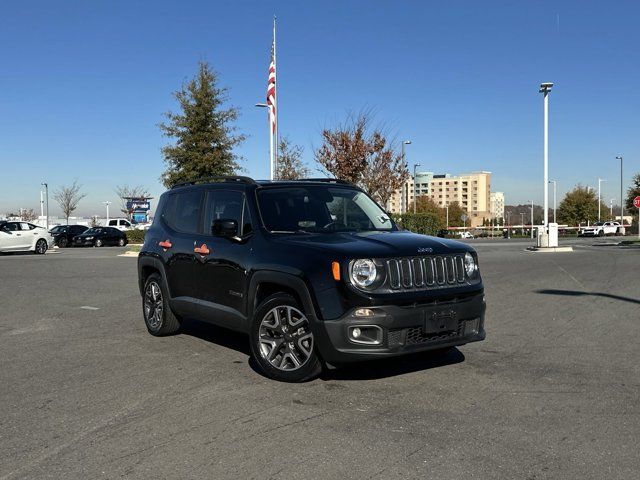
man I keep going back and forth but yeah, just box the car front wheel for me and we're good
[249,293,322,382]
[95,238,103,247]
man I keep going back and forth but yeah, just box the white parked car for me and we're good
[0,221,52,254]
[578,221,621,237]
[458,231,475,239]
[107,218,133,231]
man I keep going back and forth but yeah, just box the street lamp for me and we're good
[539,82,553,229]
[445,203,449,229]
[401,140,412,213]
[610,199,615,219]
[520,212,524,235]
[40,182,49,230]
[616,156,623,224]
[549,180,557,224]
[597,178,607,222]
[255,103,273,180]
[413,163,421,213]
[102,201,112,224]
[530,199,534,239]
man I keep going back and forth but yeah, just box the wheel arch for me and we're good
[138,255,170,297]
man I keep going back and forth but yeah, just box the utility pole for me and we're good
[530,199,534,239]
[41,182,49,230]
[597,178,607,222]
[413,163,421,213]
[549,180,557,224]
[539,82,553,230]
[102,201,112,224]
[616,156,623,225]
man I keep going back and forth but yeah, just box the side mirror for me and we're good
[212,218,238,238]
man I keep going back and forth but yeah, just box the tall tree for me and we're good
[557,185,606,226]
[315,113,408,205]
[20,208,38,222]
[445,202,466,227]
[159,62,245,188]
[276,137,308,180]
[115,184,150,220]
[53,181,86,225]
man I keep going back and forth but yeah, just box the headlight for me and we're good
[85,236,94,240]
[464,252,478,277]
[350,259,377,288]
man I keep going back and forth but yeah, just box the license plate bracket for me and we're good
[424,309,458,333]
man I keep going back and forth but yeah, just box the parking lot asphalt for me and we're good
[1,239,639,479]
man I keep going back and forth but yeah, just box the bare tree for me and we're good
[315,112,408,205]
[53,181,86,225]
[115,184,150,220]
[20,208,38,222]
[276,137,309,180]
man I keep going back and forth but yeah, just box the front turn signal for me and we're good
[331,261,341,281]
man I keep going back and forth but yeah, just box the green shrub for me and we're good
[390,213,444,236]
[125,229,146,244]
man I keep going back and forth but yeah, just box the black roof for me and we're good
[171,176,355,189]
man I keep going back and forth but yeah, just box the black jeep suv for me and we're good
[138,177,485,382]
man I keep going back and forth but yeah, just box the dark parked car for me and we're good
[138,177,486,382]
[73,227,127,247]
[50,224,88,247]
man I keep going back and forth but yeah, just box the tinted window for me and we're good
[203,190,245,235]
[51,226,67,234]
[108,220,117,226]
[163,191,203,234]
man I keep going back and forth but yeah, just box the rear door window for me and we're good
[162,190,203,234]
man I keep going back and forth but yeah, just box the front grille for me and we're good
[388,320,468,347]
[386,255,466,291]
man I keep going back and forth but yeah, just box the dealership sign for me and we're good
[126,201,150,211]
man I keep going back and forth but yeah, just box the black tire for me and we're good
[35,239,48,254]
[95,238,103,247]
[59,237,68,248]
[249,293,322,382]
[118,237,126,247]
[142,273,180,336]
[598,230,605,237]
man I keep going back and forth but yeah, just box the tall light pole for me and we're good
[401,140,412,213]
[597,178,607,222]
[549,180,557,224]
[520,212,524,235]
[413,163,421,213]
[530,199,534,239]
[255,103,272,179]
[616,156,623,224]
[40,182,49,230]
[445,203,449,229]
[539,82,553,230]
[102,201,111,224]
[610,199,615,219]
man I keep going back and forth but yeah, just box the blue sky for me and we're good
[1,0,639,216]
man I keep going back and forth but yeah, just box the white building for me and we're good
[490,192,505,220]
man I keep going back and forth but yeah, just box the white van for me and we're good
[107,219,133,231]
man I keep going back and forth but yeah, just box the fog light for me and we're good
[354,308,375,317]
[463,318,480,336]
[348,325,383,345]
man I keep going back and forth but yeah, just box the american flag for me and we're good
[267,40,277,134]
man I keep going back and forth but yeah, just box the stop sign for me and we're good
[634,196,640,209]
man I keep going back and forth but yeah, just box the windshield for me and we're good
[51,226,66,233]
[84,228,102,235]
[257,185,394,233]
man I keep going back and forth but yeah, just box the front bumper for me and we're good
[73,239,94,246]
[314,290,486,363]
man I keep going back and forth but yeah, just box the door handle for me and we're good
[159,240,172,249]
[194,243,210,255]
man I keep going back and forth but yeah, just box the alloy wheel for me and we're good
[144,281,163,330]
[35,240,47,254]
[258,305,313,371]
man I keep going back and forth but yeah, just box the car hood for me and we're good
[271,230,473,258]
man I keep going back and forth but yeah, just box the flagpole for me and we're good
[273,15,278,180]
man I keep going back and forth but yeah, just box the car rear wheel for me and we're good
[598,230,605,237]
[59,237,68,248]
[249,293,322,382]
[35,239,47,254]
[143,273,180,336]
[118,238,126,247]
[95,238,103,247]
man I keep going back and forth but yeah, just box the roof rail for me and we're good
[171,176,256,189]
[298,178,353,185]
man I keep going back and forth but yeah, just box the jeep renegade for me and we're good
[138,177,486,382]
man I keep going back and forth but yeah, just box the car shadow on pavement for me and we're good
[537,288,640,305]
[321,347,465,381]
[179,318,251,356]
